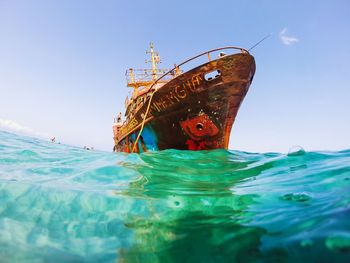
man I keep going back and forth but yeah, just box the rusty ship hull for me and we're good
[113,50,255,153]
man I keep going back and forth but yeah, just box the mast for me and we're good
[146,42,160,81]
[125,43,170,91]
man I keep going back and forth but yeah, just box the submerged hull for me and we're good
[114,52,255,153]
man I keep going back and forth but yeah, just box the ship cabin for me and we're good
[120,43,182,124]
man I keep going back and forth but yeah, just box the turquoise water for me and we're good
[0,130,350,262]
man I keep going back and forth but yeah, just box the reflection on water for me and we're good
[121,151,266,262]
[0,131,350,262]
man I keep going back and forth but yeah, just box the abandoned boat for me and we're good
[113,43,255,153]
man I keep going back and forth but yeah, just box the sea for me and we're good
[0,130,349,263]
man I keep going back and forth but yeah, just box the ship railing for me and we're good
[126,68,181,87]
[147,46,249,92]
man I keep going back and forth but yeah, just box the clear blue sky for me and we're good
[1,0,349,152]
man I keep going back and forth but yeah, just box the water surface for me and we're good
[0,130,350,262]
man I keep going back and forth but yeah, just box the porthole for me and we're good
[204,70,221,81]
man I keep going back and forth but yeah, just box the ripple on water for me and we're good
[280,193,312,202]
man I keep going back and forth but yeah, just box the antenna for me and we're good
[248,33,272,52]
[146,42,161,81]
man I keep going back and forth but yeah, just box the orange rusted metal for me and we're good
[112,45,255,153]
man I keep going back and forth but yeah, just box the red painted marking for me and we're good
[180,114,219,141]
[180,114,221,150]
[185,139,207,150]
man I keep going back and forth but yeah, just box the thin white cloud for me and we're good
[0,117,50,139]
[279,27,299,45]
